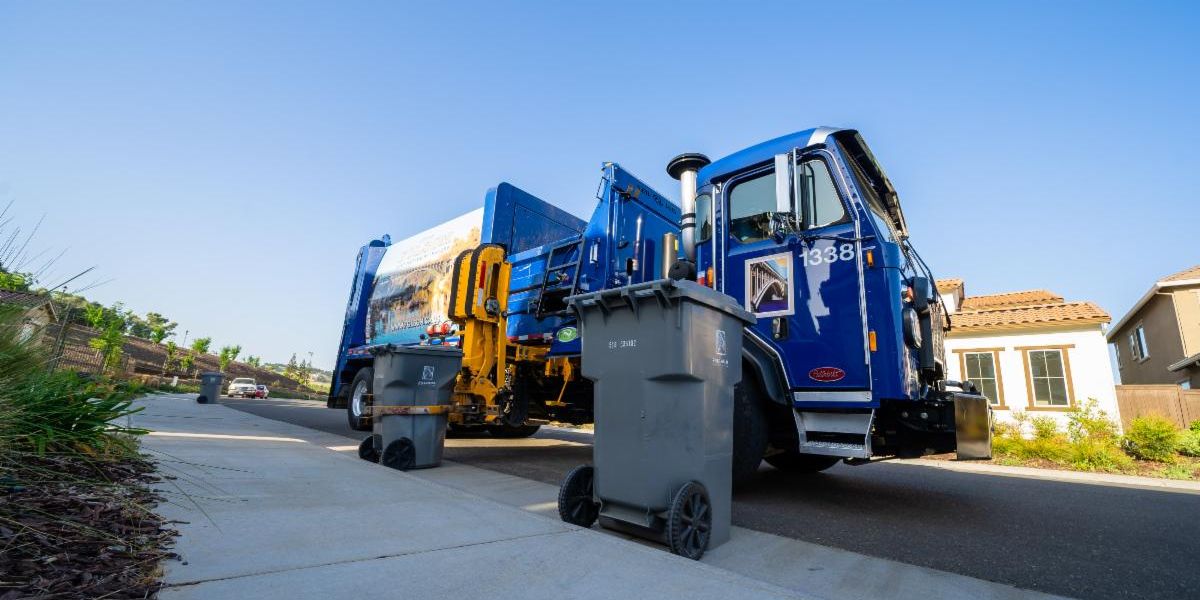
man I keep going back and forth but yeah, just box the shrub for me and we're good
[1066,398,1119,443]
[1163,462,1197,480]
[1177,430,1200,458]
[0,304,147,457]
[1122,416,1180,463]
[1020,436,1071,463]
[1190,420,1200,435]
[3,370,147,455]
[1031,416,1060,441]
[1069,437,1133,472]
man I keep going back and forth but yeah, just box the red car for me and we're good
[254,384,270,399]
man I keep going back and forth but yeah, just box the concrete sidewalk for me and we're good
[134,395,799,599]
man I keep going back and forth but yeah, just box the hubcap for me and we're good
[351,381,368,417]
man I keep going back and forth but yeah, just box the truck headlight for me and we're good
[903,307,922,349]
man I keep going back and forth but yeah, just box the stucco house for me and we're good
[1106,265,1200,388]
[936,279,1120,429]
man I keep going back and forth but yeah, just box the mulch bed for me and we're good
[0,453,177,599]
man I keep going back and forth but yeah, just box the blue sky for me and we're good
[1,1,1196,369]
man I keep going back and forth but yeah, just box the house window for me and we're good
[1025,348,1072,408]
[1134,325,1149,360]
[962,351,1003,407]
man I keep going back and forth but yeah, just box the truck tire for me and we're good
[732,379,768,488]
[346,368,374,432]
[764,450,840,473]
[487,424,541,438]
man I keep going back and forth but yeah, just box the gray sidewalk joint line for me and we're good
[163,528,576,589]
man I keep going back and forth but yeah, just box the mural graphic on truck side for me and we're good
[367,209,483,346]
[745,252,794,318]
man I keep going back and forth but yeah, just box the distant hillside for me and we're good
[44,321,320,396]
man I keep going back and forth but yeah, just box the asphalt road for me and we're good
[220,396,1199,600]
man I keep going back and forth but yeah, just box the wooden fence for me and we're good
[1115,385,1200,430]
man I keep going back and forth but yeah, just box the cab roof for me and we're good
[697,127,843,186]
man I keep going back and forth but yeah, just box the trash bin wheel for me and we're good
[557,465,599,528]
[380,437,416,471]
[196,395,208,404]
[666,481,711,560]
[358,435,380,462]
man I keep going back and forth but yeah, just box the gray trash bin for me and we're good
[197,372,223,404]
[359,345,463,470]
[558,278,754,560]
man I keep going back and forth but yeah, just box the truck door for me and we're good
[721,150,870,402]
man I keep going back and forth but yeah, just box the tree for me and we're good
[284,353,299,380]
[84,304,106,328]
[245,355,261,368]
[191,337,212,355]
[0,270,32,292]
[163,340,179,374]
[147,312,176,343]
[87,303,126,374]
[180,352,195,377]
[218,345,242,372]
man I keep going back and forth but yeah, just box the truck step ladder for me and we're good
[534,237,584,319]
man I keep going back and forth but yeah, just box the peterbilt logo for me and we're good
[808,367,845,382]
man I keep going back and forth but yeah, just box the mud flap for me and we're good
[952,392,992,460]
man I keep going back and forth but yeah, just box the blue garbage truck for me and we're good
[329,127,991,484]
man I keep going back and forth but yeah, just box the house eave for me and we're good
[1107,278,1200,341]
[947,319,1109,337]
[1168,352,1200,373]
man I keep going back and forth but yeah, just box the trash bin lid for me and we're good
[567,278,755,324]
[201,371,223,378]
[368,343,464,358]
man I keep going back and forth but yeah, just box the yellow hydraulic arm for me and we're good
[447,244,512,424]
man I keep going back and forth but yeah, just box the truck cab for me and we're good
[674,128,989,479]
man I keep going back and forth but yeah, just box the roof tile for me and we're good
[951,301,1110,333]
[1161,265,1200,283]
[935,278,963,294]
[960,290,1063,311]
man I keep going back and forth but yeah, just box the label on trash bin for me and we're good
[712,329,730,367]
[418,365,437,386]
[607,338,638,350]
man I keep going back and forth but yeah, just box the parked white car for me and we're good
[227,378,257,398]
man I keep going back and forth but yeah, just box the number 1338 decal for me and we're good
[801,243,856,267]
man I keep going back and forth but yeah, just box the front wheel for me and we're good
[764,450,841,473]
[732,380,768,488]
[347,368,374,431]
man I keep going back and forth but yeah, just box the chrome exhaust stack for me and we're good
[667,153,711,264]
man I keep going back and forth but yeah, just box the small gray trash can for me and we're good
[197,372,223,404]
[360,345,463,470]
[558,279,754,560]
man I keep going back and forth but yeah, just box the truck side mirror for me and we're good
[774,153,792,215]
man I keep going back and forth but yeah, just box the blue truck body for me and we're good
[329,164,679,405]
[331,127,987,473]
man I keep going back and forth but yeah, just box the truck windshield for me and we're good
[838,143,897,243]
